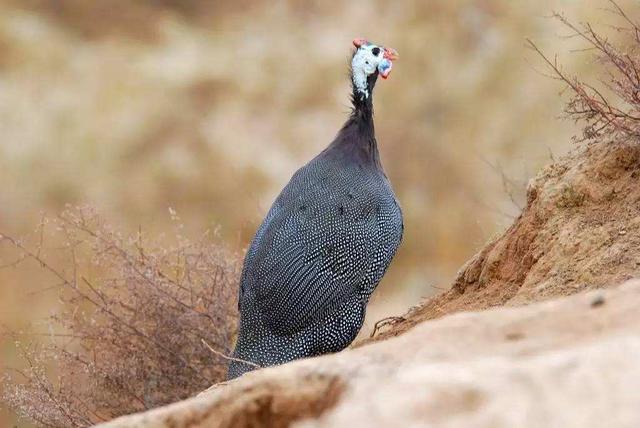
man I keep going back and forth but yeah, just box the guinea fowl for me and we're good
[228,38,403,379]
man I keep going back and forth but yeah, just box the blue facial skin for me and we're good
[378,58,392,75]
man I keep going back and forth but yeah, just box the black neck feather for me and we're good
[325,71,382,168]
[350,72,378,135]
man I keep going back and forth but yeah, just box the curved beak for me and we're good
[383,47,399,61]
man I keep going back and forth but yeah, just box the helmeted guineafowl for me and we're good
[228,38,403,379]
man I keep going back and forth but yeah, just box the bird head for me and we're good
[351,38,399,99]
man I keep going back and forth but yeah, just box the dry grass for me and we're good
[1,206,240,427]
[528,1,640,142]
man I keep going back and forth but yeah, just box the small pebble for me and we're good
[505,332,525,341]
[590,295,606,308]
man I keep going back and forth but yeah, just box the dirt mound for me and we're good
[98,371,342,428]
[99,280,640,428]
[365,139,640,343]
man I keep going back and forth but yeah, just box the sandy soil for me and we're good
[98,281,640,428]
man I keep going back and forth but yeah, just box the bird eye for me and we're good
[371,47,381,56]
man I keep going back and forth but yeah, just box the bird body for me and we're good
[228,39,402,379]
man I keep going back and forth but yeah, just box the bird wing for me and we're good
[244,195,381,336]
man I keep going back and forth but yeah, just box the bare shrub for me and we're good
[1,206,240,427]
[527,1,640,142]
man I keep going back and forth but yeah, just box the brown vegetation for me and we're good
[1,207,240,427]
[528,2,640,142]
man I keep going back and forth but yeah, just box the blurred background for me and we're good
[0,0,634,425]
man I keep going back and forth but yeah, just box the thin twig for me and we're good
[201,339,260,369]
[370,316,405,338]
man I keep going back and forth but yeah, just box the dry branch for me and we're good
[1,206,241,427]
[527,2,640,142]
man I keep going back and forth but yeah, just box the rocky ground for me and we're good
[97,139,640,427]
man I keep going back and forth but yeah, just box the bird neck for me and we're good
[338,72,379,165]
[324,72,382,168]
[350,72,378,132]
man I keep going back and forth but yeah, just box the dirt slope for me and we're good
[98,281,640,428]
[96,139,640,427]
[365,139,640,342]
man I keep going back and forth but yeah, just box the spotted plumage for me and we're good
[228,39,403,379]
